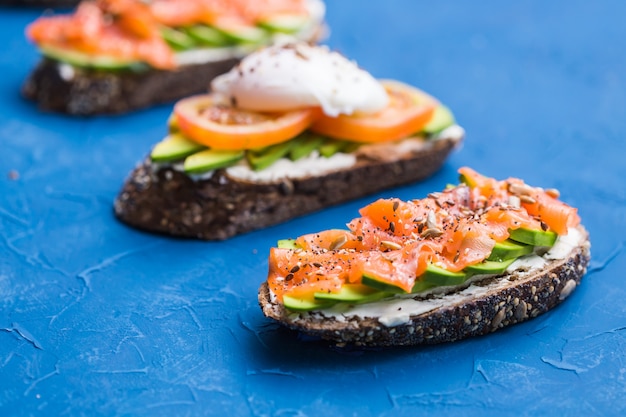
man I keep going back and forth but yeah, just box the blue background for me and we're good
[1,1,625,416]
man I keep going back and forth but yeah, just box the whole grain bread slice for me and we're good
[114,132,461,240]
[22,57,240,115]
[258,226,590,347]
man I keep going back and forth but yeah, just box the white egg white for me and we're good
[210,43,389,117]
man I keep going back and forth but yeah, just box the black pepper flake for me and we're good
[389,222,395,233]
[230,96,238,107]
[285,273,294,281]
[393,201,399,211]
[290,265,300,273]
[540,221,549,231]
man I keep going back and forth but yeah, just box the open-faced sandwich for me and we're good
[22,0,326,114]
[114,43,464,240]
[259,167,591,347]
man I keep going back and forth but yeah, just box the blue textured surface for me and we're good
[1,1,626,416]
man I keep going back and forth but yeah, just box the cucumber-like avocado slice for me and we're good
[487,239,533,261]
[277,239,300,249]
[421,264,468,286]
[509,228,557,247]
[422,105,455,134]
[314,284,382,303]
[257,14,309,33]
[39,45,146,71]
[361,273,407,294]
[459,172,477,188]
[184,149,244,174]
[319,139,354,157]
[283,294,334,311]
[411,280,438,293]
[161,27,197,51]
[185,25,232,46]
[214,23,269,44]
[464,258,516,275]
[289,133,326,161]
[167,114,179,132]
[247,140,297,171]
[151,133,206,163]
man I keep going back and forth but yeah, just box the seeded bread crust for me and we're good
[258,226,590,347]
[114,134,461,240]
[22,57,240,115]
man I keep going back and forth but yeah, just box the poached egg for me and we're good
[210,43,389,117]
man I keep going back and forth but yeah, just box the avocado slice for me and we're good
[487,239,533,261]
[422,105,455,134]
[184,149,244,174]
[39,45,146,71]
[283,294,334,312]
[185,25,231,46]
[289,134,326,161]
[150,133,206,163]
[167,114,179,132]
[214,24,269,44]
[247,140,297,171]
[411,280,438,293]
[509,227,557,247]
[319,139,360,157]
[421,264,468,286]
[464,258,516,275]
[361,272,407,294]
[277,239,300,249]
[314,284,384,303]
[257,14,309,34]
[161,27,197,51]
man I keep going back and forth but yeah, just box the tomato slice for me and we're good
[174,95,320,150]
[309,80,438,143]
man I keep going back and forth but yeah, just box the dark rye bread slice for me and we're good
[258,226,590,347]
[114,133,461,240]
[22,56,240,115]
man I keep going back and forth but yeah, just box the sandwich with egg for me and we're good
[114,42,464,240]
[259,167,590,347]
[22,0,326,114]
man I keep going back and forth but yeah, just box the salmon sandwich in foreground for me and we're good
[259,167,591,347]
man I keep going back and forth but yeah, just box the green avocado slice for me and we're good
[509,227,557,247]
[283,295,334,312]
[184,149,244,174]
[289,134,326,161]
[464,258,516,275]
[257,14,309,33]
[184,25,232,46]
[151,133,206,163]
[422,105,455,134]
[421,264,468,286]
[214,24,269,44]
[39,45,146,71]
[361,273,407,294]
[161,27,197,51]
[314,284,382,303]
[487,239,534,261]
[247,140,298,171]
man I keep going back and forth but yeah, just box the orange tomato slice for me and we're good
[174,95,321,150]
[309,80,438,143]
